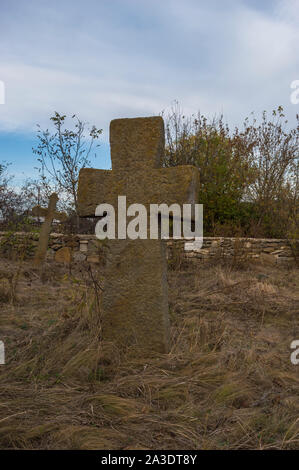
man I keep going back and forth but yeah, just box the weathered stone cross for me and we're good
[78,117,199,353]
[33,193,59,267]
[31,204,67,223]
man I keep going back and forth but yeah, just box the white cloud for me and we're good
[0,0,298,141]
[235,7,298,78]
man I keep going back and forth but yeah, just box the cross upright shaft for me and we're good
[77,116,199,354]
[33,193,59,267]
[110,116,164,171]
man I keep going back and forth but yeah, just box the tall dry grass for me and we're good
[0,257,298,449]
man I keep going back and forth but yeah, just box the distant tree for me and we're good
[33,112,102,228]
[0,162,22,225]
[162,103,256,235]
[20,177,57,213]
[0,162,8,218]
[242,107,299,237]
[162,103,299,238]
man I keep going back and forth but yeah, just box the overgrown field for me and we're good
[0,257,298,450]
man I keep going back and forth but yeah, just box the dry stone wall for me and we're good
[0,232,297,266]
[168,237,296,266]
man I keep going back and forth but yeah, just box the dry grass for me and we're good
[0,256,298,450]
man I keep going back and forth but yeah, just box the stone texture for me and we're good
[31,204,67,221]
[73,252,87,263]
[77,116,200,354]
[78,166,199,217]
[51,244,63,251]
[88,239,100,253]
[101,238,169,352]
[259,252,277,266]
[65,239,79,249]
[80,240,89,252]
[86,255,100,264]
[55,246,72,264]
[1,232,297,267]
[33,193,59,267]
[77,118,199,218]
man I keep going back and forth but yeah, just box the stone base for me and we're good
[101,238,170,354]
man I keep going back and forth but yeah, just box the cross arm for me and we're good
[149,166,199,206]
[77,165,199,218]
[31,205,67,221]
[78,168,114,217]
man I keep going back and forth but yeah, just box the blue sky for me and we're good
[0,0,298,185]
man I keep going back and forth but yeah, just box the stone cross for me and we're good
[33,193,59,267]
[31,204,67,222]
[77,117,199,353]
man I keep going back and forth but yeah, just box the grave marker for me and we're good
[33,193,59,267]
[78,117,199,353]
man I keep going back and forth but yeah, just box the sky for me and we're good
[0,0,298,186]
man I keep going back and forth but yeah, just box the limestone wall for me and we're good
[167,237,297,266]
[0,232,297,266]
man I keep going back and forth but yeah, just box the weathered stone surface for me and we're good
[65,240,79,249]
[77,116,200,354]
[86,255,100,264]
[33,193,59,267]
[276,256,291,265]
[46,249,55,260]
[88,239,100,253]
[259,253,277,266]
[1,232,297,266]
[51,244,63,251]
[78,166,199,218]
[78,117,199,218]
[80,240,89,252]
[73,252,87,263]
[31,205,67,221]
[263,247,274,253]
[102,238,169,352]
[55,246,72,264]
